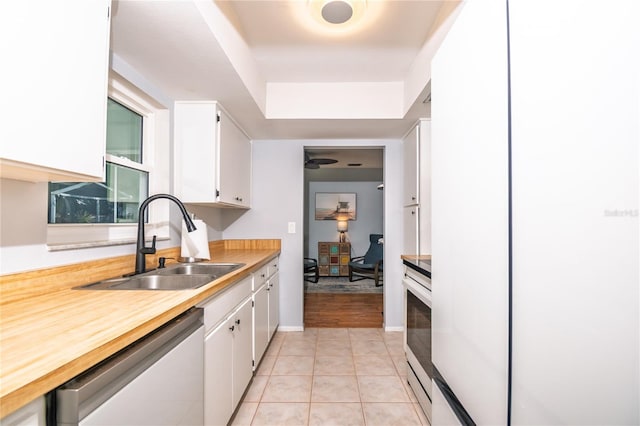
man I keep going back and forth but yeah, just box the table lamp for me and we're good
[337,220,348,242]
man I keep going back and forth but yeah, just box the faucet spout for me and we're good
[135,194,196,274]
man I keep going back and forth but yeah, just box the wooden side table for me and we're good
[318,242,351,276]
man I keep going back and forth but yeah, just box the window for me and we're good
[48,99,149,224]
[47,74,170,249]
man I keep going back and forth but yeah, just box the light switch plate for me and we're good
[287,222,296,234]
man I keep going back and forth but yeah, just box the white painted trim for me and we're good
[276,326,305,332]
[46,73,170,249]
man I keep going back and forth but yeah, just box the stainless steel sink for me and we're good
[75,262,245,291]
[157,263,243,277]
[110,274,215,290]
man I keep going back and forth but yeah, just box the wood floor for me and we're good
[304,292,383,328]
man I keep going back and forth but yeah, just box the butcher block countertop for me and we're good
[0,239,280,418]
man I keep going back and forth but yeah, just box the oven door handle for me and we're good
[403,276,432,305]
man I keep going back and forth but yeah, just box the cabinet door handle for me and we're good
[411,210,416,215]
[235,319,241,325]
[229,325,235,332]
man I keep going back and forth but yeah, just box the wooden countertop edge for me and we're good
[0,239,280,418]
[400,254,432,261]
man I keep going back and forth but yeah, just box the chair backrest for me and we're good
[363,234,383,264]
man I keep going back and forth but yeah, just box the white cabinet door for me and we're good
[508,1,639,424]
[232,298,253,408]
[174,101,251,208]
[204,317,233,425]
[0,0,110,182]
[174,102,217,203]
[431,0,510,424]
[267,272,279,339]
[417,119,431,255]
[403,119,432,255]
[218,109,251,208]
[403,123,419,206]
[253,283,269,367]
[403,205,419,255]
[204,295,253,426]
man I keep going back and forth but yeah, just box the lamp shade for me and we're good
[337,220,348,232]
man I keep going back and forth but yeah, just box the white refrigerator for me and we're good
[431,0,639,424]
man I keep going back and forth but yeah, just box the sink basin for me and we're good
[108,274,214,290]
[77,274,214,291]
[75,263,244,291]
[158,263,244,277]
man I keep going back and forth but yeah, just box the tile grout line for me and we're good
[349,328,368,425]
[245,328,423,426]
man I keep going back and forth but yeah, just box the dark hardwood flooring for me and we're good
[303,292,383,328]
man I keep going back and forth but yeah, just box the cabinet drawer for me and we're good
[267,257,279,277]
[199,276,252,332]
[253,265,268,291]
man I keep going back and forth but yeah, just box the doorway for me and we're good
[302,147,384,328]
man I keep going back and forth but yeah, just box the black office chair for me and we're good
[304,257,319,283]
[348,234,383,287]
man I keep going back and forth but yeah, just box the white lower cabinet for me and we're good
[202,277,253,426]
[202,257,279,425]
[253,282,269,366]
[267,272,279,340]
[230,299,253,409]
[252,258,279,371]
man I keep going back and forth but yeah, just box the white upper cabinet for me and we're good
[402,118,431,254]
[217,109,251,207]
[0,0,110,182]
[403,123,420,206]
[174,101,251,208]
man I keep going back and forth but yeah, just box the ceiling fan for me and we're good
[304,152,338,169]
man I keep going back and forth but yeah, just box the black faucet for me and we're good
[135,194,196,274]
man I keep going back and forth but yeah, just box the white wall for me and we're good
[307,181,383,260]
[223,139,404,331]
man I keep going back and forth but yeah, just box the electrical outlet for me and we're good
[288,222,296,234]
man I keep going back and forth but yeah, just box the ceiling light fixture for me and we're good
[306,0,368,30]
[321,0,353,24]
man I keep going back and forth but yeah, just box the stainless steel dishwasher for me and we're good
[52,308,204,426]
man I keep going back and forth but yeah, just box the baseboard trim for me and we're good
[277,326,305,332]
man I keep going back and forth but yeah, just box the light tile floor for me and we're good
[231,328,430,426]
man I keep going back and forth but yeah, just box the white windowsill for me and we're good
[47,235,169,252]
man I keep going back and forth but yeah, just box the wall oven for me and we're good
[403,262,432,422]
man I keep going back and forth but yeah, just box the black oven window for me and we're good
[407,291,432,379]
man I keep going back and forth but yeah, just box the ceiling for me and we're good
[110,0,461,140]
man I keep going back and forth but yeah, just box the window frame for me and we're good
[46,74,170,250]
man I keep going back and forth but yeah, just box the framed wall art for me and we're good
[315,192,356,220]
